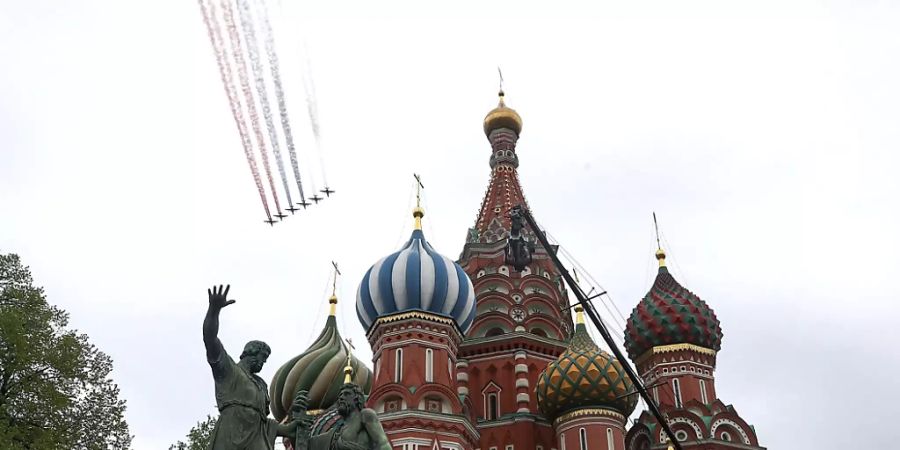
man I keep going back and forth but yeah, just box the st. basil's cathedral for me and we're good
[268,92,765,450]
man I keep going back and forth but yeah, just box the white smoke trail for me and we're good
[235,0,294,209]
[198,0,271,221]
[220,0,284,217]
[253,0,309,205]
[299,46,328,192]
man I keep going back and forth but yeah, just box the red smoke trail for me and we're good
[198,0,271,222]
[219,0,284,218]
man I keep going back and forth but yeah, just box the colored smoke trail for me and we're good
[198,0,271,221]
[235,0,294,209]
[220,0,284,217]
[253,0,308,205]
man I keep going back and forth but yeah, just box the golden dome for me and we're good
[483,90,523,137]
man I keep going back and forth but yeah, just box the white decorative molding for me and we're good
[668,417,703,440]
[710,418,751,445]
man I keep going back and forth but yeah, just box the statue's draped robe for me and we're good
[208,351,277,450]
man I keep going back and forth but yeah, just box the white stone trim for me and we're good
[710,418,751,445]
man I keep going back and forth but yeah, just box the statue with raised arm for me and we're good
[203,284,308,449]
[294,383,390,450]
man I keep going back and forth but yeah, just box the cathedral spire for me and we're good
[471,90,531,243]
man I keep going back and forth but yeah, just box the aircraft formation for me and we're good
[198,0,334,226]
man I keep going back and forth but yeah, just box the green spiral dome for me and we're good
[269,306,373,422]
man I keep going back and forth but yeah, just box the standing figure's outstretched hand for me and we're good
[208,284,236,310]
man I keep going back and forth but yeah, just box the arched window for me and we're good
[606,428,614,450]
[425,349,434,382]
[699,379,708,404]
[486,392,499,420]
[486,327,504,337]
[395,349,403,383]
[531,328,548,338]
[448,357,453,378]
[672,378,683,408]
[579,428,588,450]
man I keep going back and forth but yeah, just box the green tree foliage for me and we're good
[0,253,132,449]
[169,415,217,450]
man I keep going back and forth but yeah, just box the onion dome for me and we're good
[269,295,373,422]
[536,307,638,420]
[623,249,723,360]
[483,90,523,137]
[356,207,476,334]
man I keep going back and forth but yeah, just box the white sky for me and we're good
[1,0,899,448]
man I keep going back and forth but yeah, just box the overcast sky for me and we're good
[2,0,899,448]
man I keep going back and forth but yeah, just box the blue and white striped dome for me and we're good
[356,229,476,334]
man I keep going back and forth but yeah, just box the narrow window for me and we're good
[699,379,708,404]
[560,433,566,450]
[606,428,614,450]
[653,386,659,405]
[506,446,514,450]
[395,348,403,383]
[487,393,499,420]
[537,446,544,450]
[448,357,453,378]
[672,378,683,408]
[579,428,588,450]
[425,349,434,382]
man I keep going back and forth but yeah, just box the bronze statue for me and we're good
[294,383,391,450]
[203,285,307,449]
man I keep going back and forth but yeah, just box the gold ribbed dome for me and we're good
[483,90,523,136]
[535,307,637,420]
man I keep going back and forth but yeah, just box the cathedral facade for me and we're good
[271,93,765,450]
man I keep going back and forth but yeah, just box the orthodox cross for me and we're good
[331,261,341,297]
[345,338,355,363]
[413,173,424,209]
[653,212,662,250]
[343,338,356,383]
[498,66,504,92]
